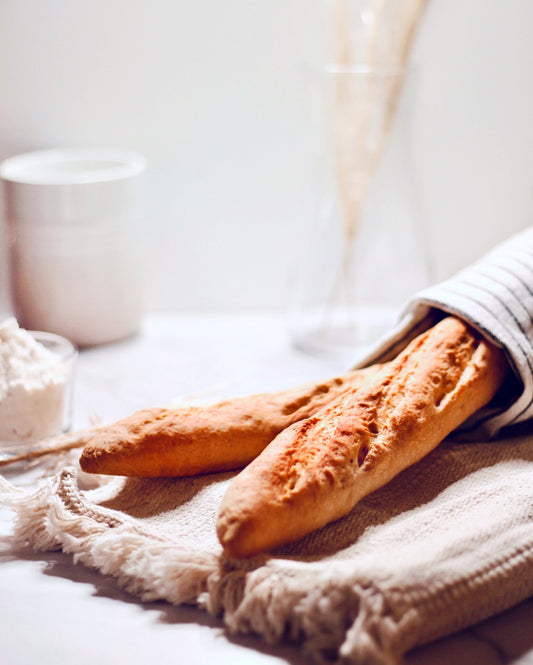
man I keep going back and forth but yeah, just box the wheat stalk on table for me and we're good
[0,426,102,469]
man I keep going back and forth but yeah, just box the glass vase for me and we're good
[287,66,431,363]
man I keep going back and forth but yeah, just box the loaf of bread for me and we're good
[217,317,509,558]
[78,364,383,477]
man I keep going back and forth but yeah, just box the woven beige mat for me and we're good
[2,429,533,665]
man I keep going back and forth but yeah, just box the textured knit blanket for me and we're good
[2,228,533,665]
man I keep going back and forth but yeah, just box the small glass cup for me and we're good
[0,327,77,453]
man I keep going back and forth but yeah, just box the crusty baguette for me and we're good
[78,364,384,477]
[216,317,509,558]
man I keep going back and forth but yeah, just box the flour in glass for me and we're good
[0,318,68,441]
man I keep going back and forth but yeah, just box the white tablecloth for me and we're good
[1,314,532,665]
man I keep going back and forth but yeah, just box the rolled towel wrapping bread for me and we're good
[217,317,509,558]
[357,226,533,437]
[78,363,384,477]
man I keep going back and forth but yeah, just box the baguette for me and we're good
[78,364,384,477]
[217,317,509,558]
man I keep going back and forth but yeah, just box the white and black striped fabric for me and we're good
[358,226,533,438]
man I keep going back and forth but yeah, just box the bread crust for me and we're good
[216,317,509,558]
[78,364,383,477]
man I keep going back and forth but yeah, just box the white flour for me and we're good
[0,318,68,442]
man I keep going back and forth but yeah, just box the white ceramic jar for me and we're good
[1,149,146,347]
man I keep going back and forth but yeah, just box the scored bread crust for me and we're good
[216,317,509,558]
[78,364,384,477]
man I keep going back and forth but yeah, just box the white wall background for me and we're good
[1,0,532,317]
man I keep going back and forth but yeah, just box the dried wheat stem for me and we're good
[321,0,428,339]
[0,426,102,469]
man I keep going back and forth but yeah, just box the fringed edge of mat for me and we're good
[2,465,533,665]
